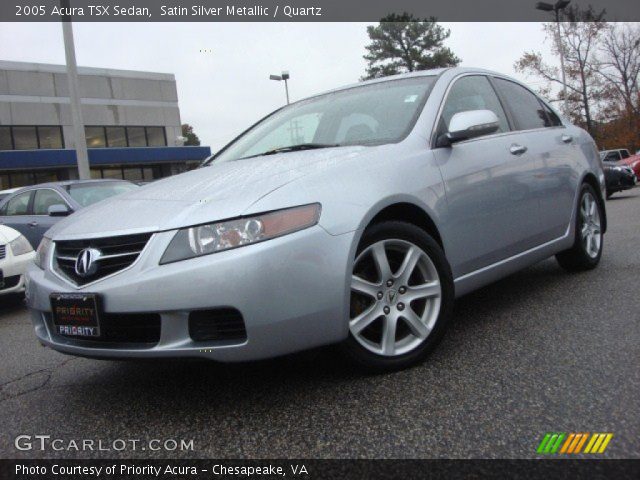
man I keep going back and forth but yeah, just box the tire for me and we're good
[555,183,604,272]
[341,221,454,372]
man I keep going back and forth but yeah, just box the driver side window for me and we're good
[33,189,66,215]
[437,75,509,139]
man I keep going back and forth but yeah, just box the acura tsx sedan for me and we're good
[26,68,606,371]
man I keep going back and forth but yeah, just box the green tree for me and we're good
[362,13,460,81]
[181,124,201,146]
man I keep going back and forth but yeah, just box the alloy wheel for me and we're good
[349,239,442,357]
[580,192,602,259]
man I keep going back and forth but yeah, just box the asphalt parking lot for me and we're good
[0,189,638,459]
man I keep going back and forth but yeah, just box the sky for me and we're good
[0,22,555,151]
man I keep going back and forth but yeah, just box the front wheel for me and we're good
[342,221,454,372]
[556,183,604,272]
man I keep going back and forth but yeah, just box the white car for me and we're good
[0,225,35,296]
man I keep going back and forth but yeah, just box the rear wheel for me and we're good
[556,183,603,272]
[342,221,453,372]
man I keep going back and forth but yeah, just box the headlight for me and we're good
[34,237,52,269]
[9,235,33,257]
[160,203,321,264]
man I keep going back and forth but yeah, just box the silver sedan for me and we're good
[26,68,606,371]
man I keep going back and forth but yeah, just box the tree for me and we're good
[596,23,640,150]
[361,13,460,81]
[181,124,201,146]
[515,6,606,135]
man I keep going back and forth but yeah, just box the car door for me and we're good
[432,74,543,278]
[492,77,577,242]
[31,188,70,246]
[0,190,36,246]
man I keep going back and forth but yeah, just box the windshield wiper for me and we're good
[240,143,340,160]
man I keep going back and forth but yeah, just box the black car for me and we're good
[602,161,637,199]
[0,180,139,248]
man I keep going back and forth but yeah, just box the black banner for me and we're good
[2,459,640,480]
[2,0,640,22]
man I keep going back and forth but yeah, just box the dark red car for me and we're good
[619,153,640,178]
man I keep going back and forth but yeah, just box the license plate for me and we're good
[51,293,101,338]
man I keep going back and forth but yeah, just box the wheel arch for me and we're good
[581,172,607,233]
[355,200,445,253]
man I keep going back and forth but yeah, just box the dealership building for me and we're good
[0,60,210,189]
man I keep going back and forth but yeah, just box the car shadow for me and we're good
[0,294,26,317]
[59,259,577,417]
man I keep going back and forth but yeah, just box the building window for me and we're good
[12,126,38,150]
[146,127,166,146]
[84,126,167,148]
[85,127,106,148]
[127,127,147,147]
[106,127,127,147]
[0,127,12,150]
[37,126,64,149]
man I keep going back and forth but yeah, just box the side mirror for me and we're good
[437,110,500,147]
[48,204,72,217]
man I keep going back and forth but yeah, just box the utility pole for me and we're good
[61,0,90,179]
[536,1,571,115]
[554,8,569,114]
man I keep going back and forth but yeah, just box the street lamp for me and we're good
[536,0,571,115]
[269,71,290,105]
[61,0,90,179]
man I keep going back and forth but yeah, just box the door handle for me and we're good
[561,134,573,144]
[510,144,528,155]
[28,221,38,227]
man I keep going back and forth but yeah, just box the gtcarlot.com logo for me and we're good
[536,432,613,455]
[14,435,195,452]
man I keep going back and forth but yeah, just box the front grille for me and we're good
[0,244,6,260]
[54,233,152,286]
[51,312,161,345]
[189,308,247,343]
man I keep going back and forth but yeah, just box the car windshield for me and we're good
[65,181,138,207]
[212,76,437,163]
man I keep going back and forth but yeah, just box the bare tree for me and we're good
[515,6,606,134]
[597,23,640,115]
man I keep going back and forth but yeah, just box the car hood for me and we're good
[47,146,368,239]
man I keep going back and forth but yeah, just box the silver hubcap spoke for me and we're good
[405,281,441,302]
[401,308,430,339]
[349,238,442,357]
[350,304,380,334]
[372,243,393,280]
[580,192,601,259]
[350,275,380,298]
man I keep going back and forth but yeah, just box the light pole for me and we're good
[61,0,90,179]
[269,71,290,105]
[536,0,571,115]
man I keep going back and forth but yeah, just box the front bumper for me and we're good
[0,251,35,295]
[26,226,355,361]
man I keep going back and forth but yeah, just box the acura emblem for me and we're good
[386,289,398,304]
[75,248,102,278]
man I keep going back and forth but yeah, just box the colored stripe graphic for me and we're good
[584,433,614,454]
[538,433,613,454]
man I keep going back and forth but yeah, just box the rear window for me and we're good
[493,78,548,131]
[66,182,138,207]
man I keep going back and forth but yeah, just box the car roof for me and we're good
[296,67,533,104]
[9,179,129,194]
